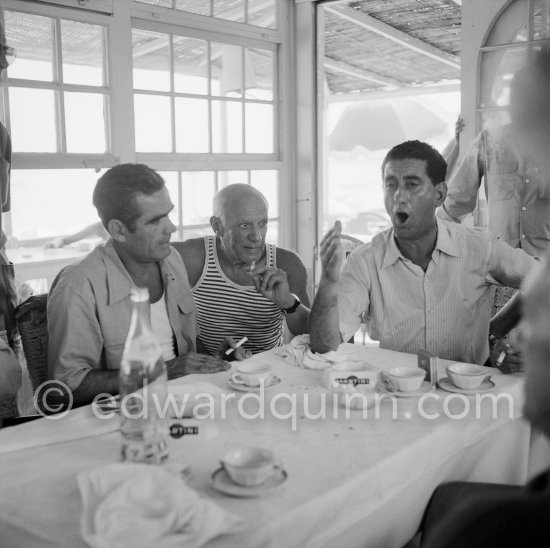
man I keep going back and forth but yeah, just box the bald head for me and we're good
[213,184,269,222]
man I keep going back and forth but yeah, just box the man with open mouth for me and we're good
[309,140,536,367]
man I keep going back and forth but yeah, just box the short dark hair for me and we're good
[381,140,447,186]
[93,164,165,231]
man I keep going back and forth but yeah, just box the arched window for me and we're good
[478,0,550,131]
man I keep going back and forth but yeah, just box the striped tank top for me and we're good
[193,236,284,356]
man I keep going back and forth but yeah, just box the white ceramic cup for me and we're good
[231,362,272,387]
[220,446,279,486]
[447,363,490,390]
[387,367,426,392]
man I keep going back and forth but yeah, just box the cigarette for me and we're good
[225,336,248,355]
[495,350,507,367]
[250,261,256,272]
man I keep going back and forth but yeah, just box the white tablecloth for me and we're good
[0,344,547,548]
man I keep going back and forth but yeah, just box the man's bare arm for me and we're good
[71,370,119,406]
[309,221,344,353]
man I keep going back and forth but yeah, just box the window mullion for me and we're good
[54,17,67,154]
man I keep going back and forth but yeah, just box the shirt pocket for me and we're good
[487,173,516,201]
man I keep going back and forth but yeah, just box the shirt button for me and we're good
[522,206,526,211]
[521,234,526,239]
[525,178,530,183]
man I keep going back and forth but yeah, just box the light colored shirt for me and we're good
[150,293,176,362]
[48,240,196,390]
[439,126,550,256]
[338,218,535,365]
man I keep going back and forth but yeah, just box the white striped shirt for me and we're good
[339,218,535,364]
[192,236,284,355]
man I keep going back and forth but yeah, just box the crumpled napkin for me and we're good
[276,334,361,370]
[78,463,244,548]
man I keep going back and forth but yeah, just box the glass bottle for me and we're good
[119,287,169,464]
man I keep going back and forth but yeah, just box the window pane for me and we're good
[212,100,242,153]
[65,93,107,153]
[485,0,529,45]
[265,219,278,245]
[61,20,105,86]
[10,170,100,240]
[132,29,171,92]
[175,98,209,152]
[134,94,172,152]
[214,0,245,23]
[9,88,56,153]
[245,103,273,153]
[218,171,248,187]
[251,170,278,217]
[174,36,208,95]
[211,43,243,98]
[158,171,180,230]
[181,171,216,225]
[175,0,211,16]
[245,48,273,100]
[534,0,550,40]
[248,0,276,29]
[479,48,529,109]
[5,11,54,82]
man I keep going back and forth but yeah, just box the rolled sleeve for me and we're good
[47,282,104,391]
[486,238,536,288]
[338,253,371,343]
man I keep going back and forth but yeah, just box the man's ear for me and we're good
[434,182,447,207]
[107,219,128,243]
[210,216,224,236]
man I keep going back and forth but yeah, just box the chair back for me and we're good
[15,294,48,394]
[340,234,363,258]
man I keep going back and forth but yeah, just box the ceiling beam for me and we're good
[325,4,461,70]
[324,58,404,88]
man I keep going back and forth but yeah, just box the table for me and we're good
[6,245,88,289]
[0,344,548,548]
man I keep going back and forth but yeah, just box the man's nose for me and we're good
[165,217,177,234]
[248,226,262,241]
[394,184,408,203]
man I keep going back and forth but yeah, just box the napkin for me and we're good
[78,463,244,548]
[276,334,363,370]
[0,404,118,455]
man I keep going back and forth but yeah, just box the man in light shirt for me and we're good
[310,140,535,366]
[48,164,230,406]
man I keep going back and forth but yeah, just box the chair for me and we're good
[340,234,363,258]
[15,294,48,394]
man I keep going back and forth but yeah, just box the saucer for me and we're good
[228,375,281,393]
[438,377,495,394]
[375,380,434,398]
[211,467,287,497]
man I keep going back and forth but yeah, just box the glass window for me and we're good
[10,170,101,240]
[251,170,278,217]
[61,20,105,86]
[132,29,171,92]
[174,98,209,153]
[245,103,273,153]
[175,1,211,17]
[212,100,243,153]
[174,36,208,95]
[134,94,172,152]
[5,12,54,82]
[65,92,107,153]
[180,172,216,225]
[245,48,273,101]
[214,0,245,24]
[9,88,57,153]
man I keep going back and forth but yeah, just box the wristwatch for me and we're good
[282,294,301,314]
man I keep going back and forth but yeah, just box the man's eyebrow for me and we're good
[148,206,174,223]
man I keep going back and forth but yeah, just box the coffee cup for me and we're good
[447,363,490,390]
[387,367,426,392]
[220,446,280,486]
[231,362,272,387]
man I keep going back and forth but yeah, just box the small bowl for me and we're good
[231,362,272,387]
[220,446,277,487]
[387,367,426,392]
[446,363,488,390]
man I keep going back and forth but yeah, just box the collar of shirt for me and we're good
[102,239,176,307]
[381,217,459,270]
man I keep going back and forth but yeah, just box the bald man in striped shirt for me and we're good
[310,140,535,367]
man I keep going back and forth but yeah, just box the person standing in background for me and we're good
[0,8,22,412]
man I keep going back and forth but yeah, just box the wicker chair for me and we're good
[340,234,363,258]
[15,294,48,394]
